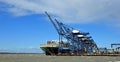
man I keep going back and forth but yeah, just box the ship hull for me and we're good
[40,47,58,55]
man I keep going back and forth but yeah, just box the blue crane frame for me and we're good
[45,12,99,55]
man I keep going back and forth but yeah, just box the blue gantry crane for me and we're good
[45,12,99,55]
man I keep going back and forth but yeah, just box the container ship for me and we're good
[40,41,120,56]
[40,41,72,55]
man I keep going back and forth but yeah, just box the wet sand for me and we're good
[0,54,120,62]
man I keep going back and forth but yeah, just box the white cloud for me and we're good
[0,48,9,51]
[0,47,41,53]
[0,0,120,25]
[18,47,41,53]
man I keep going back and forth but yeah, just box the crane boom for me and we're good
[45,12,60,34]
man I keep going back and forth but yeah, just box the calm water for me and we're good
[0,54,120,62]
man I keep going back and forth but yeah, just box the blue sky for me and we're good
[0,0,120,53]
